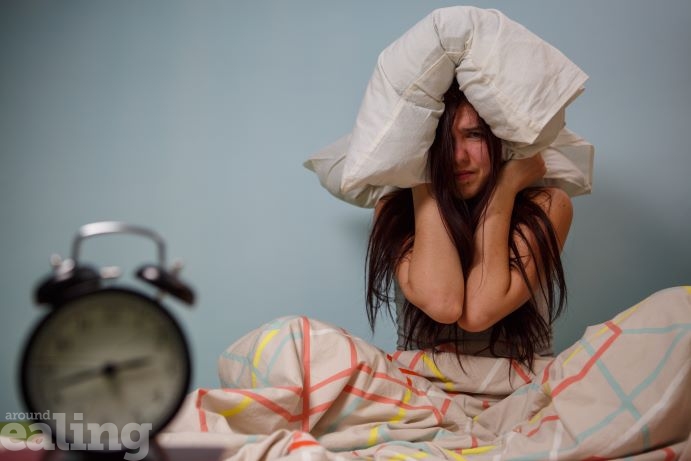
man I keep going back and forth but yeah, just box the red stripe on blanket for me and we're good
[408,350,424,369]
[526,414,559,437]
[663,447,677,461]
[288,440,321,451]
[196,388,209,432]
[371,371,431,397]
[308,401,338,416]
[358,362,373,374]
[288,432,321,453]
[343,385,443,423]
[510,360,532,384]
[397,367,422,377]
[541,359,554,384]
[552,321,621,398]
[309,360,430,403]
[275,385,303,395]
[440,398,452,419]
[229,388,301,422]
[311,366,359,392]
[301,316,311,432]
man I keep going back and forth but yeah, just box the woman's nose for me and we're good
[455,142,469,164]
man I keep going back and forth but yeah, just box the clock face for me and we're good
[21,288,191,448]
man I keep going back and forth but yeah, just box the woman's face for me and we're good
[452,103,492,199]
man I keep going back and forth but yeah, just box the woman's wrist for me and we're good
[483,180,518,220]
[496,168,525,196]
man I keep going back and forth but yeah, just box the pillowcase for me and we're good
[304,128,593,208]
[304,6,592,208]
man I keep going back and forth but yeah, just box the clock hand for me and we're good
[111,356,152,373]
[55,366,104,388]
[103,356,153,398]
[55,356,152,388]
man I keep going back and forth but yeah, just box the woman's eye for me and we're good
[467,131,483,139]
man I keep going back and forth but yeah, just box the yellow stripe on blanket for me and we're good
[220,395,253,418]
[529,410,543,424]
[252,329,279,387]
[421,354,455,391]
[439,445,496,460]
[390,388,413,424]
[390,451,429,460]
[562,345,584,366]
[460,445,496,454]
[441,449,467,460]
[542,382,552,397]
[368,425,380,447]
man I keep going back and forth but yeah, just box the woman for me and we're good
[164,85,691,461]
[367,84,573,370]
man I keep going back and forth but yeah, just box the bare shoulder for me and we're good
[531,187,572,215]
[530,187,573,246]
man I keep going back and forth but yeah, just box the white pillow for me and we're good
[304,128,593,208]
[304,6,592,208]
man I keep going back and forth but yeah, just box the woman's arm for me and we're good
[392,184,465,324]
[459,156,573,332]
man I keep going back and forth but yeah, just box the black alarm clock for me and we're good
[19,222,194,457]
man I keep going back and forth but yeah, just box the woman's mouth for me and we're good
[455,171,474,181]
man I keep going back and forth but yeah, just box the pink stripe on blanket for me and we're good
[552,321,621,398]
[343,384,444,424]
[510,360,533,384]
[229,389,301,422]
[196,388,209,432]
[407,350,425,369]
[526,414,559,437]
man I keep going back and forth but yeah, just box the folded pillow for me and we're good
[305,6,592,208]
[304,128,593,208]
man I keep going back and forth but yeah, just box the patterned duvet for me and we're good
[161,286,691,460]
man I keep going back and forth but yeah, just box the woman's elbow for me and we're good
[457,310,494,333]
[417,296,463,324]
[400,280,464,324]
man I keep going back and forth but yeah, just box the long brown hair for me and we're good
[365,85,567,370]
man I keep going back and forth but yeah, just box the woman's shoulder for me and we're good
[529,187,573,216]
[527,187,573,244]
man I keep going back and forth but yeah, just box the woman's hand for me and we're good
[498,154,546,194]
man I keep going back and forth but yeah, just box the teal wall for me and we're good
[1,1,690,415]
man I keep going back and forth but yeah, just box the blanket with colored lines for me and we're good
[160,286,691,460]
